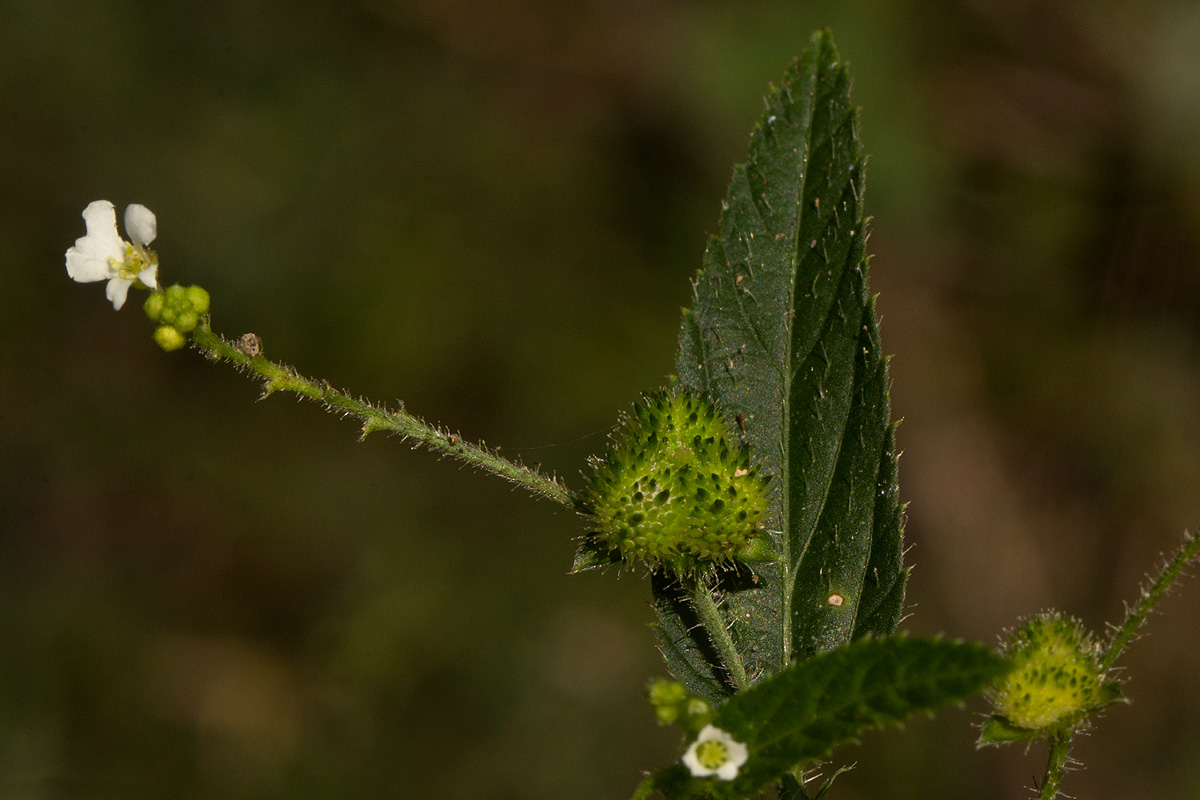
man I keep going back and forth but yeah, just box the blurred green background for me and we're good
[4,1,1200,798]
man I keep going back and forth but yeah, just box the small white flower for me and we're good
[65,200,159,310]
[682,724,748,781]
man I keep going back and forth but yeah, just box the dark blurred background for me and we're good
[4,1,1200,798]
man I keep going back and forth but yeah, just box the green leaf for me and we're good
[646,637,1009,799]
[669,28,906,683]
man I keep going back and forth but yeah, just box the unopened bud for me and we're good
[153,324,186,352]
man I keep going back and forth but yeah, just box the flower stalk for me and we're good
[688,576,750,692]
[188,326,577,508]
[1037,733,1072,800]
[1100,528,1200,671]
[1029,527,1200,799]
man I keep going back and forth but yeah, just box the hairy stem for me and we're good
[189,327,577,507]
[688,577,750,692]
[1037,733,1071,800]
[1035,528,1199,800]
[1100,529,1200,672]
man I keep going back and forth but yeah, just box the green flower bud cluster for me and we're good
[988,613,1111,733]
[144,284,210,352]
[580,390,771,572]
[647,678,713,734]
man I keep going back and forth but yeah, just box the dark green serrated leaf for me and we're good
[643,637,1009,799]
[851,423,908,639]
[669,29,905,682]
[710,638,1007,797]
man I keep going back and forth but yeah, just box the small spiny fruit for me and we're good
[989,612,1107,731]
[580,390,771,571]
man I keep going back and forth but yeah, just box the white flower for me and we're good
[65,200,159,310]
[682,724,748,781]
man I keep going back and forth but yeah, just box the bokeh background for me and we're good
[4,1,1200,798]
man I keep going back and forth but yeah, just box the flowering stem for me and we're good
[1033,528,1199,800]
[1099,528,1200,672]
[688,577,750,692]
[188,327,577,507]
[1037,732,1072,800]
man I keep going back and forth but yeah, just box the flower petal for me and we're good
[137,263,158,290]
[66,201,125,282]
[724,735,749,768]
[715,762,740,781]
[81,201,125,251]
[106,276,134,310]
[681,743,708,777]
[124,203,157,247]
[65,248,114,282]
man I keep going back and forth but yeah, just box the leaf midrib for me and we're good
[778,46,853,666]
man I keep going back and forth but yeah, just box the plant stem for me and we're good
[1099,529,1200,672]
[688,577,750,692]
[1038,733,1071,800]
[1034,528,1199,800]
[189,327,577,508]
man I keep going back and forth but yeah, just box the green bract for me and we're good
[578,391,770,572]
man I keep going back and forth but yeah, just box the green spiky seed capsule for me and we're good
[989,612,1106,731]
[582,390,770,569]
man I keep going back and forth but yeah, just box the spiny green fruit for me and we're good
[580,390,771,570]
[989,612,1107,731]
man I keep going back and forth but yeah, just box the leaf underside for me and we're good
[660,28,906,695]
